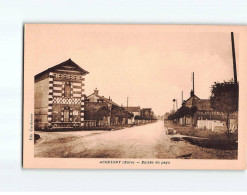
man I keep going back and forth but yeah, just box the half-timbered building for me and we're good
[34,59,89,130]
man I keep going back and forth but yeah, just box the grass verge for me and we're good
[165,121,238,150]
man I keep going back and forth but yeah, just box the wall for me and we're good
[34,77,49,130]
[48,70,86,128]
[197,120,226,131]
[88,94,100,102]
[52,104,81,122]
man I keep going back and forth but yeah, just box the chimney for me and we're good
[94,88,99,95]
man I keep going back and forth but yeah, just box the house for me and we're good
[85,89,133,126]
[181,90,237,131]
[123,106,141,124]
[34,59,89,130]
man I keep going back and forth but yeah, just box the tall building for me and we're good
[34,59,89,130]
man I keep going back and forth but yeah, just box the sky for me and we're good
[28,25,239,116]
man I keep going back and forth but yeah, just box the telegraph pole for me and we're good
[192,72,195,93]
[181,91,183,105]
[231,32,237,84]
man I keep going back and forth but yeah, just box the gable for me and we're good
[87,93,119,106]
[35,59,89,81]
[87,94,101,102]
[184,95,200,107]
[52,61,88,75]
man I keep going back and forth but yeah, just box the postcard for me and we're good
[23,24,247,169]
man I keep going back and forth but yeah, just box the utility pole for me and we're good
[192,72,195,93]
[231,32,237,84]
[127,97,129,110]
[181,91,183,105]
[191,72,195,127]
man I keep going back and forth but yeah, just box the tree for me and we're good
[97,106,110,126]
[167,106,198,125]
[190,106,198,127]
[179,106,192,117]
[210,80,239,139]
[128,112,134,119]
[134,115,140,120]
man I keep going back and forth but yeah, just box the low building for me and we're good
[34,59,89,130]
[182,90,237,131]
[85,89,133,126]
[123,106,141,124]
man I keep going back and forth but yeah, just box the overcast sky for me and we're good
[29,25,239,115]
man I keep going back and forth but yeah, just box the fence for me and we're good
[81,120,97,128]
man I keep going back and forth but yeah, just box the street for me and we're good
[34,120,237,159]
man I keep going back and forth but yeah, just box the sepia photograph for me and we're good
[23,24,246,169]
[3,0,247,192]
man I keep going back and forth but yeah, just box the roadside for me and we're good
[39,120,157,132]
[34,120,157,142]
[164,121,238,151]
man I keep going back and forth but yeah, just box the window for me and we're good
[64,82,71,98]
[64,107,70,122]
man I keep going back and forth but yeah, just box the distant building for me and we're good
[123,106,141,124]
[34,59,89,130]
[85,89,133,126]
[182,90,237,130]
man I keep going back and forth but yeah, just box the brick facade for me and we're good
[34,59,88,130]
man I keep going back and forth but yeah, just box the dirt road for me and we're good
[34,120,237,159]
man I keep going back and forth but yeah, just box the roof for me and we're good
[123,107,140,112]
[35,59,89,80]
[87,93,119,107]
[198,99,210,103]
[195,99,212,111]
[184,94,200,103]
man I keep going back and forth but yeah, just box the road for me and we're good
[34,120,237,159]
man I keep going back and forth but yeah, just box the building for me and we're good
[85,89,133,126]
[181,90,237,131]
[123,106,141,124]
[34,59,89,130]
